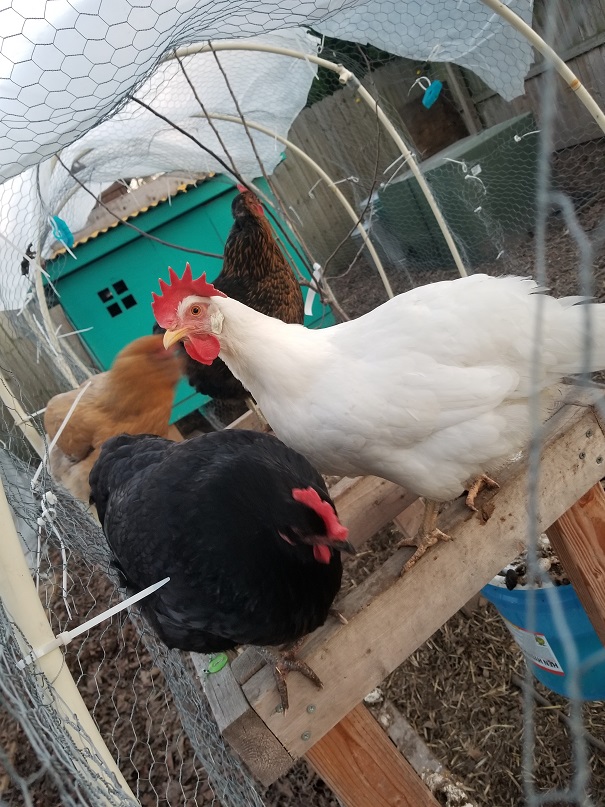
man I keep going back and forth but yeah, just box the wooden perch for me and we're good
[200,391,605,801]
[547,481,605,645]
[306,704,441,807]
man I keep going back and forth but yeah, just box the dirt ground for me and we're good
[2,142,605,807]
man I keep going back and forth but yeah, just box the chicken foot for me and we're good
[255,639,322,712]
[397,498,452,575]
[465,473,500,511]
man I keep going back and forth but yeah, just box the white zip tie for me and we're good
[35,492,72,619]
[31,315,59,357]
[408,75,431,95]
[304,263,324,317]
[308,176,358,198]
[465,174,487,193]
[17,577,170,669]
[444,157,468,172]
[514,129,540,142]
[288,205,304,227]
[382,154,414,188]
[38,266,62,300]
[15,406,47,425]
[383,154,406,175]
[57,327,93,339]
[17,291,35,317]
[31,380,92,489]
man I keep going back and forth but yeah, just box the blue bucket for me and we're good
[482,578,605,700]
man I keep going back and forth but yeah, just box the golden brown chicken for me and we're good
[44,335,183,504]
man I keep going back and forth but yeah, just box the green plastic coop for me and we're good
[44,175,334,423]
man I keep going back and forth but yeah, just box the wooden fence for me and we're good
[461,0,605,149]
[272,0,605,276]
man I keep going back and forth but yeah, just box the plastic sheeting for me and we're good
[0,27,319,309]
[0,0,535,185]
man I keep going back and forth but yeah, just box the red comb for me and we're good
[292,488,349,541]
[151,263,226,327]
[236,184,248,193]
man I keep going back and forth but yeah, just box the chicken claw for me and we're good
[398,527,453,574]
[465,474,500,512]
[255,640,322,712]
[396,499,453,574]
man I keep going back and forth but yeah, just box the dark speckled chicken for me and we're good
[89,429,352,709]
[172,186,304,401]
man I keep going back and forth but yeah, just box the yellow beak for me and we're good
[163,327,190,349]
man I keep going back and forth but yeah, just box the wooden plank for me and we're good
[226,408,266,432]
[191,653,293,787]
[329,475,418,549]
[0,370,45,458]
[546,482,605,645]
[166,424,185,442]
[305,703,440,807]
[392,498,425,542]
[376,699,477,806]
[241,400,605,760]
[443,64,483,134]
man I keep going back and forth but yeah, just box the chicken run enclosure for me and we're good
[1,1,605,806]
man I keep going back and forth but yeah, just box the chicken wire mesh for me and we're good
[0,0,603,806]
[0,422,266,807]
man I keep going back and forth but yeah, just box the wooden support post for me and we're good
[305,704,440,807]
[546,482,605,645]
[202,392,605,795]
[443,64,482,135]
[239,400,605,761]
[0,370,45,459]
[193,653,294,787]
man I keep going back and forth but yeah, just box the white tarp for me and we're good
[0,0,535,309]
[0,27,319,309]
[0,0,534,185]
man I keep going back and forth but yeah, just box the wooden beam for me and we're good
[166,424,185,442]
[546,482,605,645]
[226,408,266,432]
[443,64,482,134]
[377,699,477,806]
[329,475,419,549]
[240,400,605,760]
[0,371,45,458]
[305,704,440,807]
[192,653,293,787]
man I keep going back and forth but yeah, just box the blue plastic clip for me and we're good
[422,80,443,109]
[51,215,75,248]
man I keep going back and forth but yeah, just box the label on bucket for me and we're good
[503,619,565,675]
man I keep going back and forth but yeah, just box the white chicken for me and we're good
[153,266,605,569]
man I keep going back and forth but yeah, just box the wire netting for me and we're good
[0,1,604,806]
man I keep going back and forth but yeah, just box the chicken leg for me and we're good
[465,473,500,511]
[255,639,322,712]
[397,499,452,574]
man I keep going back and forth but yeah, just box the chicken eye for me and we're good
[190,305,202,316]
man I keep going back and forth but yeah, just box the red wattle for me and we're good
[313,545,331,564]
[184,335,221,365]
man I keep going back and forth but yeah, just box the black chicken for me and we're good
[155,186,304,402]
[89,429,352,710]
